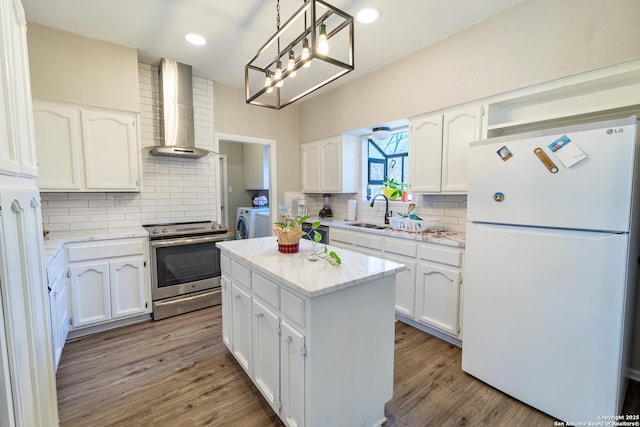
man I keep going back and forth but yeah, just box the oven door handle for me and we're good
[150,234,227,248]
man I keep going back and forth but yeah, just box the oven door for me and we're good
[150,234,224,301]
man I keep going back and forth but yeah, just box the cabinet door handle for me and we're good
[256,313,264,318]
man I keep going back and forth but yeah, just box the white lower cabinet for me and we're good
[49,273,69,372]
[221,277,231,347]
[230,282,252,374]
[352,231,383,257]
[69,260,111,327]
[221,251,393,427]
[415,262,462,336]
[109,258,147,318]
[331,227,465,342]
[280,320,305,427]
[66,238,150,330]
[328,227,352,250]
[223,269,305,427]
[384,253,416,318]
[252,299,279,407]
[46,248,69,372]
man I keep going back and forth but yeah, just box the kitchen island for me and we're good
[217,236,405,427]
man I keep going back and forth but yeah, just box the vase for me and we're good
[278,242,299,253]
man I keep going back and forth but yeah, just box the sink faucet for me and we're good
[370,194,390,224]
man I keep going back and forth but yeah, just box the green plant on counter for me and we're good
[274,215,342,265]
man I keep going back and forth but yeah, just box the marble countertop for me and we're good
[43,226,148,264]
[218,236,405,298]
[304,218,466,248]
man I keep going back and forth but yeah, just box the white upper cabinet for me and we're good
[33,101,82,189]
[301,142,320,192]
[81,108,139,191]
[408,113,443,193]
[301,134,359,193]
[33,100,141,192]
[441,106,482,192]
[409,104,482,193]
[0,0,37,177]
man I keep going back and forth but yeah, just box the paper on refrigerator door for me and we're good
[548,135,588,168]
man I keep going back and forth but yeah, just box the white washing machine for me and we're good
[236,207,269,239]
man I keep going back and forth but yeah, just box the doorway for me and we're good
[214,133,277,238]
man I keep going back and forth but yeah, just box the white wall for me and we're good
[40,63,218,230]
[299,0,640,141]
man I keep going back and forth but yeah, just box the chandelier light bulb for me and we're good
[275,61,284,87]
[287,50,297,78]
[301,38,311,68]
[317,22,329,55]
[265,71,273,93]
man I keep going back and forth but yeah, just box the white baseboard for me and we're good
[67,313,152,340]
[395,313,462,347]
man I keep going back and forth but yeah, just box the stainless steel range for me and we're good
[144,221,227,320]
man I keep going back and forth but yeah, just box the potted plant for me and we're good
[382,177,403,201]
[273,216,341,265]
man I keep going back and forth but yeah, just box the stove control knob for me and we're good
[151,229,159,235]
[162,227,169,233]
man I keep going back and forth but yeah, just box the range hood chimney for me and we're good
[150,58,211,159]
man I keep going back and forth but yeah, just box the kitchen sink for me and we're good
[349,223,387,229]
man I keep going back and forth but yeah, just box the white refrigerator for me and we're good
[462,117,640,422]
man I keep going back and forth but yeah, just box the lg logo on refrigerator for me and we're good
[606,128,624,134]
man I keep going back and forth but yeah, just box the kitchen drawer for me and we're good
[418,243,463,268]
[353,231,383,251]
[252,272,279,309]
[384,237,417,258]
[330,228,352,245]
[281,288,305,329]
[46,248,65,286]
[66,238,145,263]
[230,259,251,289]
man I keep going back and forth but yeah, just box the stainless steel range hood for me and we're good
[150,58,211,159]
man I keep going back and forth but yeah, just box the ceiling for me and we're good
[21,0,523,92]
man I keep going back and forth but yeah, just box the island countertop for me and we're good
[217,236,405,298]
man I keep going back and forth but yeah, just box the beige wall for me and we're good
[27,23,139,111]
[213,83,301,209]
[300,0,640,141]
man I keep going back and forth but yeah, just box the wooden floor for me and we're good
[56,306,640,426]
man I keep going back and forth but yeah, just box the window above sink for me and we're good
[367,128,409,201]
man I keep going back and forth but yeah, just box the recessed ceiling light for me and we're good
[356,8,380,24]
[184,33,206,46]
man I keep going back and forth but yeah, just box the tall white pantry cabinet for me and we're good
[0,0,59,425]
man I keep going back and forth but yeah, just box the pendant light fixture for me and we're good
[245,0,355,110]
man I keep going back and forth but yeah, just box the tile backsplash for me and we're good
[40,63,218,231]
[283,192,467,233]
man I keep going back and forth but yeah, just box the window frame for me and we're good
[366,128,409,190]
